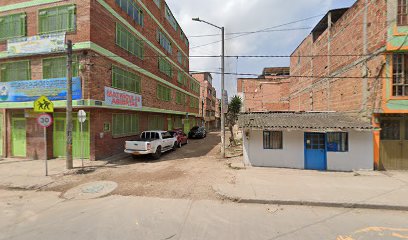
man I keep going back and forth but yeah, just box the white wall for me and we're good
[243,129,374,171]
[327,131,373,171]
[244,129,304,169]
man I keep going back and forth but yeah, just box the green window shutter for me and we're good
[0,61,30,82]
[39,5,76,34]
[112,65,141,94]
[0,13,27,41]
[115,23,143,59]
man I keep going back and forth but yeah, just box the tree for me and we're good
[226,95,242,147]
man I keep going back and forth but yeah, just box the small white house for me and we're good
[239,112,375,172]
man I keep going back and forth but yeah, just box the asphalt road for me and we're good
[1,189,408,240]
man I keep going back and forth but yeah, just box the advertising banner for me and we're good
[7,33,66,56]
[0,77,82,102]
[104,87,142,108]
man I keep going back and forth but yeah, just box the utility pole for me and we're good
[220,27,226,158]
[192,17,226,158]
[66,40,73,169]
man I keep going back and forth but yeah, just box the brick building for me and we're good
[0,0,201,160]
[237,67,290,112]
[288,0,408,170]
[192,72,218,130]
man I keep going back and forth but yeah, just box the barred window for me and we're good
[392,54,408,96]
[381,120,401,140]
[263,131,283,149]
[398,0,408,25]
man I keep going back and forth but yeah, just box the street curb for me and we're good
[213,187,408,211]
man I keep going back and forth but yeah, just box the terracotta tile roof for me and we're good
[238,112,374,131]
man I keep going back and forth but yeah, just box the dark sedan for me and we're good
[188,126,207,139]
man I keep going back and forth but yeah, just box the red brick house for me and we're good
[0,0,201,160]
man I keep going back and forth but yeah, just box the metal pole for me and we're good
[81,121,84,169]
[221,27,226,158]
[44,126,48,176]
[66,40,73,169]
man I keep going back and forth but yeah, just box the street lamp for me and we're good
[192,17,226,158]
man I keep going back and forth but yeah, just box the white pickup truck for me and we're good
[124,131,178,159]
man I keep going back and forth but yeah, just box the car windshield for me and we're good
[191,126,199,131]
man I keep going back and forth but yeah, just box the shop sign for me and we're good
[104,87,142,109]
[0,77,81,102]
[7,33,66,56]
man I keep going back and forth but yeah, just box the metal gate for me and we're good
[380,118,408,170]
[11,115,26,157]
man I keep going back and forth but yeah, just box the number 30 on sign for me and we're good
[37,114,53,128]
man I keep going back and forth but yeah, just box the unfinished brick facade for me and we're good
[237,67,290,112]
[289,1,387,117]
[0,0,200,160]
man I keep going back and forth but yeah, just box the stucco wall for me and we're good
[243,130,304,169]
[243,129,373,171]
[327,131,373,171]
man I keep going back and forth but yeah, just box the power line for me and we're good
[188,27,312,38]
[189,14,325,49]
[190,71,391,79]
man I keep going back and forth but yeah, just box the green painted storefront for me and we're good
[53,113,90,159]
[11,114,26,157]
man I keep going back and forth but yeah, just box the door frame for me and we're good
[304,132,327,170]
[11,116,27,157]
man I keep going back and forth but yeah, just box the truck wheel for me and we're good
[152,146,162,160]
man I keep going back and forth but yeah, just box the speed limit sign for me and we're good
[37,114,53,128]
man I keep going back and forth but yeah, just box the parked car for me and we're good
[169,129,188,148]
[188,126,207,139]
[124,131,178,160]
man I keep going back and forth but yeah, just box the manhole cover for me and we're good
[63,181,118,200]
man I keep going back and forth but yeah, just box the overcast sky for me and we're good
[166,0,357,98]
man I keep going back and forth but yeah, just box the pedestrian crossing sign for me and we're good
[34,96,54,113]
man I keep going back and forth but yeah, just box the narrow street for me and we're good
[1,189,408,240]
[42,132,239,200]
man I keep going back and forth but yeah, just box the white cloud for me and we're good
[166,0,356,98]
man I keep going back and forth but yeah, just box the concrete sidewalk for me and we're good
[0,158,107,190]
[213,167,408,210]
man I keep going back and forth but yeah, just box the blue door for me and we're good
[305,133,327,170]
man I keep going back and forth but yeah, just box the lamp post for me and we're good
[192,17,226,158]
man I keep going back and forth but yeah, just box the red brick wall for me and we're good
[238,78,290,112]
[0,0,91,52]
[289,0,387,117]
